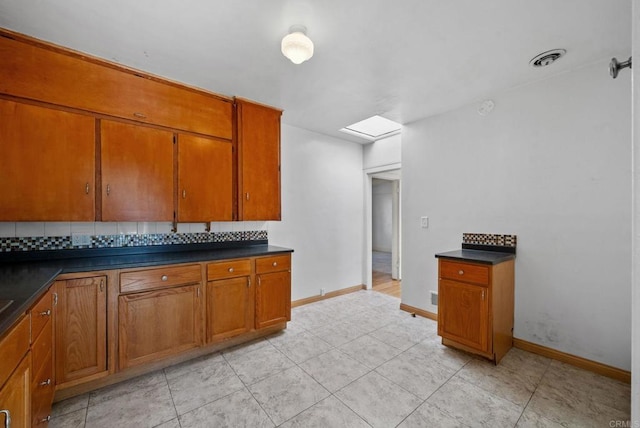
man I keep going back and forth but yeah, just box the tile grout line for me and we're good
[512,357,554,427]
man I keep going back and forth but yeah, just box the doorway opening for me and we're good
[365,168,401,297]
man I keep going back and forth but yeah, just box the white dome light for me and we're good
[281,26,314,65]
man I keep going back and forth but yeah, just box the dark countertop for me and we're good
[0,244,293,337]
[435,249,515,265]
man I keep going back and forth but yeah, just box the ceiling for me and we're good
[0,1,631,143]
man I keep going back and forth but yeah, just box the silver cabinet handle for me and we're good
[38,378,51,386]
[228,267,234,273]
[182,189,187,199]
[458,270,464,275]
[0,409,10,428]
[245,192,250,201]
[85,182,90,194]
[482,290,485,300]
[247,277,251,288]
[53,292,58,306]
[272,262,277,267]
[38,415,51,424]
[106,184,111,196]
[133,112,146,119]
[39,309,51,317]
[161,275,168,281]
[99,279,104,292]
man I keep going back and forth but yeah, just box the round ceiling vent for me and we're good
[529,49,566,68]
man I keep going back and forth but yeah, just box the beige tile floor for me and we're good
[50,290,631,428]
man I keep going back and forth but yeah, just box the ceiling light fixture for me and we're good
[281,25,314,64]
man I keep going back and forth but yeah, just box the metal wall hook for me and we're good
[610,56,632,79]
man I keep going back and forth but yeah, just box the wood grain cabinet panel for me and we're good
[207,260,252,281]
[55,276,108,385]
[30,287,54,427]
[177,134,233,222]
[0,34,233,138]
[437,259,514,364]
[118,285,201,369]
[206,277,253,343]
[255,255,291,329]
[0,315,30,389]
[237,99,282,221]
[0,99,95,221]
[120,265,201,294]
[0,352,31,428]
[438,279,489,352]
[101,120,174,221]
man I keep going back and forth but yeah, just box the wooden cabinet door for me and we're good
[0,99,95,221]
[119,285,200,369]
[237,100,282,221]
[55,276,107,385]
[177,134,233,222]
[0,35,233,138]
[438,279,489,353]
[0,353,31,428]
[206,277,253,343]
[255,271,291,329]
[101,120,174,221]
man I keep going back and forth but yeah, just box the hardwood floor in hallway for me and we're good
[372,270,401,298]
[372,251,401,298]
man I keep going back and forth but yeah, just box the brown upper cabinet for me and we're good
[0,30,283,223]
[101,120,174,221]
[236,99,282,221]
[0,99,95,221]
[177,134,233,222]
[0,34,233,138]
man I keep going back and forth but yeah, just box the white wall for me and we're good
[372,179,393,252]
[268,124,365,301]
[631,0,639,419]
[363,134,401,169]
[402,61,632,370]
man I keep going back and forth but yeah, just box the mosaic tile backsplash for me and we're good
[463,233,517,247]
[0,230,268,252]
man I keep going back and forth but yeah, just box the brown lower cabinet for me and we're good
[255,255,292,329]
[206,259,254,343]
[118,284,201,369]
[28,252,291,403]
[0,315,31,428]
[30,287,55,426]
[0,353,31,428]
[437,258,514,363]
[55,276,108,386]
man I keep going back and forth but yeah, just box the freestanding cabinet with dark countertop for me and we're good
[436,250,515,364]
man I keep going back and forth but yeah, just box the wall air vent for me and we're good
[529,49,566,68]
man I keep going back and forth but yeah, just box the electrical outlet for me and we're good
[421,216,429,228]
[320,288,326,296]
[71,234,91,246]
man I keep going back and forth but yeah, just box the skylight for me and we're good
[340,115,402,141]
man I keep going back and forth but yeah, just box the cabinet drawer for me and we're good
[120,265,201,293]
[207,259,252,281]
[31,321,53,375]
[0,314,30,388]
[32,316,52,378]
[256,255,291,274]
[32,353,54,427]
[439,260,489,285]
[31,287,53,341]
